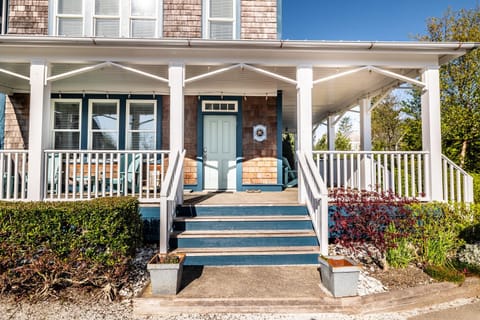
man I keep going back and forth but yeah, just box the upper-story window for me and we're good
[0,0,8,35]
[51,0,162,38]
[204,0,239,40]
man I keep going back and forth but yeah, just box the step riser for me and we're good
[171,236,319,249]
[183,254,319,266]
[173,220,313,231]
[177,206,308,217]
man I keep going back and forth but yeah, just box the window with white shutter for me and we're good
[204,0,238,40]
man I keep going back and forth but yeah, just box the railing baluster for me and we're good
[456,170,461,202]
[396,154,402,197]
[417,154,422,197]
[6,153,11,200]
[342,153,347,189]
[390,154,395,194]
[449,164,454,201]
[65,152,70,199]
[410,154,415,198]
[21,152,26,199]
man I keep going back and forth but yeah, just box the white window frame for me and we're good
[51,0,85,37]
[1,0,8,35]
[49,0,163,38]
[88,99,120,150]
[202,100,238,112]
[51,99,82,149]
[203,0,239,40]
[126,99,157,150]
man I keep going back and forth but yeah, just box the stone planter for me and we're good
[147,253,185,295]
[318,255,361,297]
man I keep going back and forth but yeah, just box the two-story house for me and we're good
[0,1,476,259]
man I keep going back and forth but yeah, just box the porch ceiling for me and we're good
[1,37,477,131]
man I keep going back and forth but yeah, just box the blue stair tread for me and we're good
[183,253,319,266]
[173,217,313,231]
[176,205,308,217]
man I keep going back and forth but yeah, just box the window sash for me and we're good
[89,100,119,150]
[126,100,156,150]
[205,0,237,40]
[52,99,82,149]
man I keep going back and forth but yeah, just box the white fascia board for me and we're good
[0,37,477,66]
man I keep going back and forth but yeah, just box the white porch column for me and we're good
[327,115,336,151]
[359,98,372,190]
[169,63,185,152]
[168,62,185,203]
[360,98,372,151]
[27,61,51,201]
[421,67,442,201]
[296,65,313,203]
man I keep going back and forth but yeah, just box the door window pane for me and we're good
[128,132,155,150]
[55,132,80,149]
[92,132,118,150]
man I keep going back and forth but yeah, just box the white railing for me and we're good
[442,155,474,203]
[159,149,186,254]
[0,150,28,200]
[313,151,430,200]
[297,151,329,256]
[43,150,170,201]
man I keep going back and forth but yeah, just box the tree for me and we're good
[313,116,352,151]
[371,95,404,151]
[420,7,480,171]
[400,88,422,151]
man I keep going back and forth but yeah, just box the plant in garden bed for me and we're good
[329,188,418,269]
[0,197,142,300]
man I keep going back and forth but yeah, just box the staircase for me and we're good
[169,205,320,266]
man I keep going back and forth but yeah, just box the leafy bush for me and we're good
[0,197,142,299]
[408,203,476,267]
[385,224,415,268]
[457,243,480,267]
[472,173,480,204]
[329,189,418,266]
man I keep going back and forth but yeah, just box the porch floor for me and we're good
[183,188,299,206]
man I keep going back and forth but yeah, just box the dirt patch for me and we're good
[371,265,436,290]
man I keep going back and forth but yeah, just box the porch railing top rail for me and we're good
[313,150,429,155]
[44,149,170,154]
[441,154,470,176]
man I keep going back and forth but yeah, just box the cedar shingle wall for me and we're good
[241,0,277,40]
[242,96,278,185]
[163,0,202,38]
[4,94,29,149]
[8,0,49,35]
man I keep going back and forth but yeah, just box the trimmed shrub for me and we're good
[0,197,142,299]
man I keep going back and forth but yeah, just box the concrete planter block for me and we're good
[318,255,361,297]
[147,253,185,295]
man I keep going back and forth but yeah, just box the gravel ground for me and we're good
[1,298,478,320]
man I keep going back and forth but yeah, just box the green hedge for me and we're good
[0,197,143,298]
[472,173,480,204]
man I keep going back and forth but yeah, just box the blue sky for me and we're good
[282,0,479,41]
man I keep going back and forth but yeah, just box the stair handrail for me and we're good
[296,150,329,256]
[441,154,474,203]
[159,149,186,254]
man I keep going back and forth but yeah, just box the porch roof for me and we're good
[0,36,478,129]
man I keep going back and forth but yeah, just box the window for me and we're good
[202,100,237,112]
[94,0,119,37]
[126,100,156,150]
[130,0,156,38]
[89,100,119,150]
[52,100,81,149]
[204,0,238,39]
[1,0,8,35]
[55,0,84,36]
[51,0,161,38]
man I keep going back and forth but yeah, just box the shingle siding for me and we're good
[241,0,277,40]
[8,0,49,35]
[163,0,202,38]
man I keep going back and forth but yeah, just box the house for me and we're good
[0,1,476,260]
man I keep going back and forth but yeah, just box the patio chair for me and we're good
[111,153,142,194]
[282,157,297,188]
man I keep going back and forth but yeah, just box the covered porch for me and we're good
[0,37,474,203]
